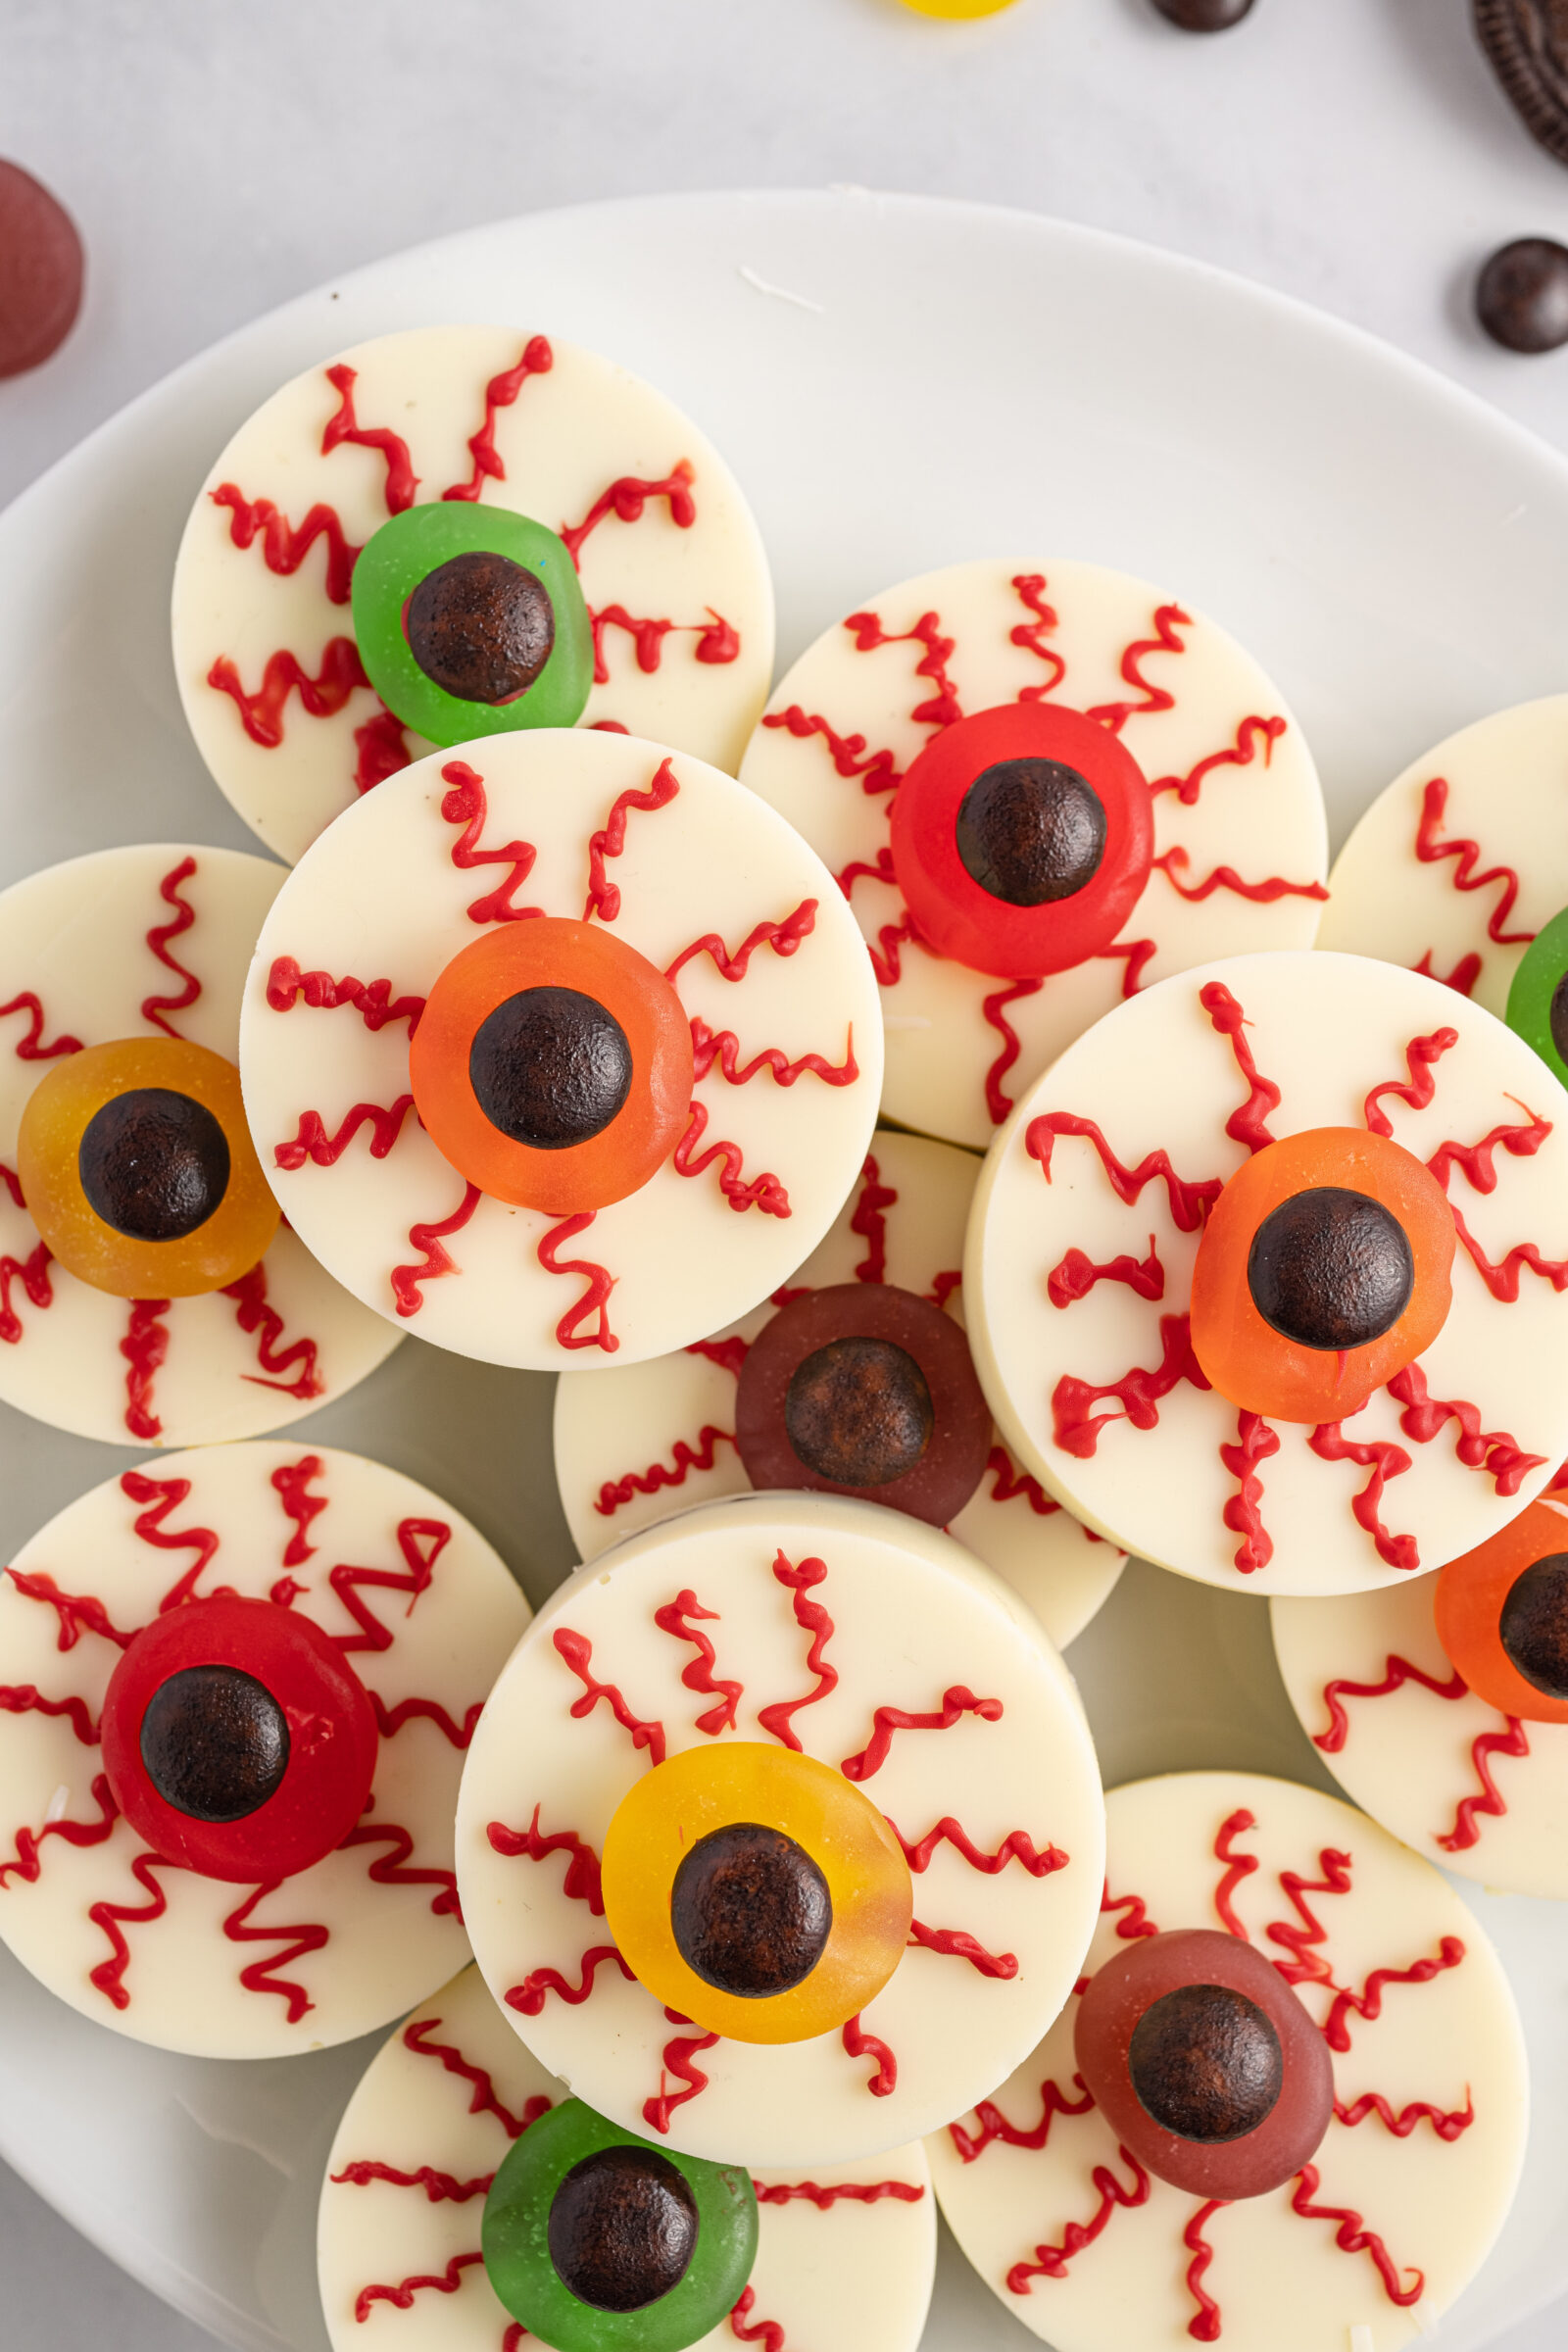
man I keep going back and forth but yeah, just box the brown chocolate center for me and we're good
[670,1821,831,1997]
[1152,0,1254,25]
[956,758,1106,906]
[406,549,556,704]
[139,1665,290,1823]
[784,1335,935,1488]
[1128,1982,1284,2142]
[1549,969,1568,1067]
[78,1088,231,1243]
[546,2144,698,2313]
[1246,1187,1413,1351]
[468,986,632,1151]
[1500,1552,1568,1699]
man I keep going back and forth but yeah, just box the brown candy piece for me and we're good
[139,1665,290,1824]
[1246,1187,1413,1351]
[406,550,556,704]
[78,1087,232,1243]
[1500,1551,1568,1697]
[956,759,1106,907]
[547,2144,698,2313]
[671,1821,832,1997]
[785,1334,934,1487]
[1128,1982,1283,2141]
[468,986,632,1151]
[1152,0,1255,26]
[0,160,83,378]
[1477,237,1568,352]
[1475,2,1568,171]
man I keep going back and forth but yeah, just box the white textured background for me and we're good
[3,0,1568,2345]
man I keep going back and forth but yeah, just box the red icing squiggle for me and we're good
[505,1942,634,2016]
[845,607,962,732]
[1288,2166,1424,2307]
[1415,948,1484,998]
[1307,1422,1416,1571]
[1098,933,1158,998]
[673,1101,791,1219]
[266,956,424,1034]
[890,1816,1067,1878]
[5,1569,134,1652]
[221,1878,332,2019]
[842,2011,897,2095]
[1314,1652,1469,1753]
[690,1016,858,1091]
[1212,1806,1259,1936]
[985,1446,1063,1517]
[653,1590,743,1735]
[1386,1361,1544,1495]
[331,2159,493,2202]
[371,1693,484,1748]
[272,1454,327,1567]
[1150,712,1288,805]
[841,1685,1003,1784]
[140,857,201,1037]
[1427,1103,1551,1196]
[644,2007,719,2134]
[0,992,81,1061]
[391,1182,483,1319]
[686,1334,750,1379]
[1026,1115,1222,1232]
[1005,2147,1152,2291]
[753,2178,925,2206]
[353,708,412,794]
[584,757,681,922]
[88,1845,179,2008]
[1220,1409,1279,1574]
[851,1154,896,1283]
[594,1427,735,1517]
[1052,1313,1211,1459]
[1200,980,1280,1153]
[220,1263,325,1400]
[341,1818,461,1922]
[1087,605,1191,733]
[906,1917,1018,1978]
[759,704,901,796]
[1102,1883,1161,1940]
[121,1470,220,1612]
[728,2286,786,2351]
[1266,1848,1352,1986]
[757,1552,837,1748]
[0,1683,100,1746]
[441,335,553,503]
[1009,572,1067,700]
[1320,1935,1467,2051]
[1446,1199,1568,1302]
[1153,850,1326,907]
[211,484,359,605]
[1413,775,1533,949]
[274,1094,417,1171]
[665,900,816,985]
[207,638,370,747]
[439,760,543,925]
[1438,1717,1530,1853]
[538,1211,618,1353]
[321,365,418,513]
[553,1627,666,1762]
[402,2014,548,2138]
[1183,2200,1224,2344]
[1362,1026,1459,1137]
[1048,1236,1163,1309]
[0,1771,118,1887]
[982,976,1043,1127]
[0,1238,53,1344]
[561,463,696,566]
[121,1299,169,1442]
[0,1163,20,1209]
[329,1516,450,1653]
[1335,2089,1475,2141]
[948,2073,1096,2162]
[353,2252,483,2323]
[588,604,737,684]
[488,1805,605,1914]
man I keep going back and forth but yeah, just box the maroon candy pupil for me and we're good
[139,1663,289,1823]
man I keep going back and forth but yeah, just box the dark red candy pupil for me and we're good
[1128,1983,1283,2142]
[406,550,556,703]
[1152,0,1254,26]
[955,759,1106,907]
[547,2144,699,2313]
[784,1335,934,1487]
[1499,1552,1568,1699]
[671,1821,832,1998]
[468,986,633,1151]
[78,1088,231,1242]
[138,1664,289,1824]
[1246,1186,1413,1351]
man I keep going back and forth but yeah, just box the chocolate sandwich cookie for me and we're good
[1476,2,1568,171]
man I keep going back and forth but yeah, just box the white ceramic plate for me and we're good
[4,189,1568,2352]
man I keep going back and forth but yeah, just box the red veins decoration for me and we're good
[841,2011,898,2095]
[1219,1408,1280,1574]
[1413,776,1533,948]
[664,898,817,985]
[889,1816,1068,1878]
[583,758,681,922]
[341,1818,461,1921]
[1150,712,1288,806]
[1004,2147,1152,2291]
[1426,1102,1551,1195]
[1183,2200,1224,2344]
[1313,1653,1469,1753]
[948,2073,1097,2163]
[843,607,963,732]
[210,484,361,605]
[906,1917,1018,1978]
[689,1015,858,1090]
[850,1153,897,1284]
[272,1453,327,1568]
[552,1627,667,1763]
[1319,1936,1467,2053]
[864,910,921,990]
[982,976,1043,1125]
[0,991,81,1060]
[1265,1848,1353,1987]
[488,1805,606,1914]
[756,1551,838,1749]
[402,2013,550,2139]
[1362,1026,1459,1136]
[1085,604,1191,733]
[121,1299,170,1442]
[1200,980,1281,1153]
[643,2006,719,2134]
[220,1263,325,1400]
[929,1269,962,1309]
[1414,948,1484,998]
[1152,849,1327,907]
[1386,1362,1544,1495]
[686,1334,751,1378]
[537,1211,619,1353]
[140,856,201,1037]
[1334,2089,1475,2142]
[728,2285,787,2351]
[985,1446,1063,1517]
[1048,1236,1164,1309]
[840,1685,1003,1784]
[652,1590,743,1735]
[505,1942,635,2016]
[0,1771,119,1886]
[587,604,739,685]
[274,1094,418,1171]
[87,1845,180,2008]
[220,1878,334,2019]
[266,955,425,1033]
[5,1568,135,1651]
[0,1237,54,1344]
[1445,1201,1568,1302]
[353,707,412,794]
[391,1181,483,1319]
[1211,1807,1259,1937]
[1305,1423,1417,1572]
[206,637,370,747]
[331,2159,494,2201]
[672,1101,791,1219]
[759,704,902,797]
[560,464,697,566]
[441,335,554,503]
[328,1516,450,1653]
[1097,933,1158,998]
[1102,1883,1161,1940]
[439,760,544,925]
[1051,1313,1211,1459]
[354,2251,484,2323]
[370,1693,484,1747]
[1026,1114,1223,1232]
[320,365,419,513]
[0,1163,23,1208]
[121,1470,220,1613]
[1288,2167,1424,2306]
[1008,573,1067,700]
[1439,1717,1530,1853]
[752,2178,925,2206]
[0,1684,100,1746]
[594,1426,736,1518]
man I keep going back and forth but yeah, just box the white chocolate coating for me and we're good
[239,730,883,1370]
[455,1492,1104,2166]
[173,326,775,864]
[0,844,400,1446]
[1271,1543,1568,1899]
[318,1962,936,2352]
[554,1128,1124,1649]
[1318,696,1568,1018]
[965,950,1568,1593]
[929,1770,1528,2352]
[738,560,1327,1150]
[0,1443,530,2056]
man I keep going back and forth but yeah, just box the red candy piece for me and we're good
[1074,1927,1333,2199]
[101,1594,378,1882]
[0,161,83,378]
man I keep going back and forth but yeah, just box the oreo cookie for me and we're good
[1476,1,1568,169]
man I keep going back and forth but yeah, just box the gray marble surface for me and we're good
[2,1,1567,2346]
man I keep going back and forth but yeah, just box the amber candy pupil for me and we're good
[139,1664,290,1824]
[784,1335,935,1488]
[468,985,633,1152]
[1246,1185,1413,1352]
[1128,1982,1283,2143]
[77,1086,231,1242]
[546,2144,699,2314]
[406,549,556,704]
[955,757,1107,906]
[1499,1552,1568,1700]
[670,1821,832,1998]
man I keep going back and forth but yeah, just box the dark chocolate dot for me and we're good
[1476,238,1568,354]
[956,760,1106,906]
[1549,970,1568,1068]
[548,2143,698,2313]
[1129,1983,1283,2142]
[784,1335,935,1488]
[468,987,632,1151]
[139,1665,289,1823]
[78,1088,231,1243]
[1500,1552,1568,1698]
[0,160,83,379]
[671,1821,831,1998]
[1152,0,1254,26]
[1246,1187,1413,1352]
[406,550,556,704]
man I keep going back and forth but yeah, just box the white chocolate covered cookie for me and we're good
[174,325,775,863]
[929,1771,1527,2352]
[739,560,1326,1149]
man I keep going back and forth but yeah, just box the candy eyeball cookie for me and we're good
[455,1492,1104,2167]
[738,559,1327,1149]
[0,843,400,1446]
[554,1128,1125,1650]
[965,949,1568,1593]
[0,1443,529,2055]
[318,1963,937,2352]
[929,1771,1527,2352]
[1272,1479,1568,1897]
[173,324,775,864]
[240,729,882,1371]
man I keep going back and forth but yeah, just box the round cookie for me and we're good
[928,1770,1527,2352]
[239,730,883,1371]
[0,1443,529,2055]
[965,949,1568,1593]
[173,325,775,864]
[0,844,400,1446]
[318,1962,937,2352]
[456,1492,1104,2167]
[554,1129,1125,1649]
[738,559,1326,1149]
